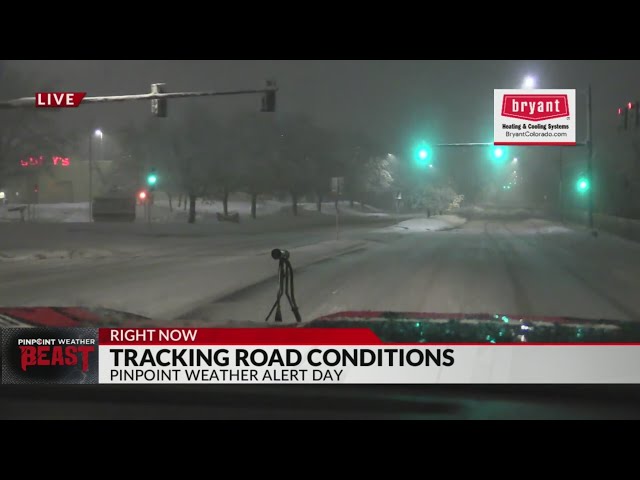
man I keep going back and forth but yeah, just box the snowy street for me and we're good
[1,209,639,324]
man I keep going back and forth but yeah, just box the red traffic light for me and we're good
[618,107,623,115]
[628,102,634,110]
[138,190,147,200]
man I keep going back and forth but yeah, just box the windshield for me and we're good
[1,60,639,328]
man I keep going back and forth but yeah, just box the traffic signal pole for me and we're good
[0,83,279,110]
[89,131,93,222]
[586,84,594,231]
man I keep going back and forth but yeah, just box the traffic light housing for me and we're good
[151,83,167,118]
[261,80,277,112]
[147,168,158,191]
[631,101,640,128]
[619,104,630,130]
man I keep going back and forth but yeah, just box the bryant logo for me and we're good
[501,94,569,121]
[19,345,94,372]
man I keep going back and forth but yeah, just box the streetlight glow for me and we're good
[522,76,536,89]
[513,157,518,163]
[94,129,103,138]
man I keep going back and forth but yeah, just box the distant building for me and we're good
[2,155,115,204]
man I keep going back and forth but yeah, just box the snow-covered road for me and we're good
[2,215,639,325]
[181,218,640,325]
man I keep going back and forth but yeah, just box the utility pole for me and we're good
[89,132,93,222]
[586,84,594,231]
[558,150,564,223]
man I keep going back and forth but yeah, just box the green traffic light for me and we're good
[490,146,508,164]
[413,142,433,168]
[576,176,590,193]
[147,174,158,186]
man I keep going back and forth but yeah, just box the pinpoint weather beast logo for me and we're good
[501,94,570,122]
[19,341,93,372]
[1,328,99,384]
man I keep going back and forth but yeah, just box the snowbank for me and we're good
[299,201,389,217]
[521,218,572,234]
[0,203,91,223]
[457,205,548,219]
[0,247,116,262]
[0,199,392,224]
[382,215,467,233]
[153,198,286,218]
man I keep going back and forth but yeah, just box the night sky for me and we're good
[5,60,640,151]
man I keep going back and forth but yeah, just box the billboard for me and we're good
[494,89,576,146]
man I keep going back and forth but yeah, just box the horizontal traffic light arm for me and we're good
[435,141,588,147]
[436,142,494,147]
[0,86,279,109]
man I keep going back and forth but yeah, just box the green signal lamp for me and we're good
[413,142,433,168]
[576,176,590,193]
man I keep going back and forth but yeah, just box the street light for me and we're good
[95,129,104,161]
[522,76,536,89]
[513,157,518,163]
[89,128,103,221]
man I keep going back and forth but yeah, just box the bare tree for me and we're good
[340,133,386,208]
[273,114,318,216]
[122,107,217,223]
[307,128,343,212]
[227,112,279,218]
